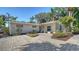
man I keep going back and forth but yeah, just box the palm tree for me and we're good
[73,7,79,20]
[5,13,17,35]
[67,7,74,16]
[30,16,35,23]
[50,7,67,21]
[6,13,17,26]
[50,8,54,20]
[71,7,79,31]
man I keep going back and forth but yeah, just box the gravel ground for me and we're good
[0,33,79,51]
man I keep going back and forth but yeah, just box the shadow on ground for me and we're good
[21,42,59,51]
[19,42,79,51]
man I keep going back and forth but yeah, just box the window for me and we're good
[32,25,36,28]
[16,24,23,34]
[59,25,62,31]
[16,24,23,27]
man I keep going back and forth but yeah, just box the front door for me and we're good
[47,26,51,32]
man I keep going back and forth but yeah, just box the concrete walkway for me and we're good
[0,33,79,51]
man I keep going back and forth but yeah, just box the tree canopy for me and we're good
[59,16,75,32]
[34,13,51,23]
[0,16,5,27]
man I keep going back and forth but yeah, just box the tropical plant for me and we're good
[72,7,79,19]
[0,16,5,27]
[3,27,9,34]
[6,13,17,27]
[0,13,17,35]
[30,16,35,23]
[59,16,75,32]
[50,7,67,20]
[69,7,79,32]
[0,13,17,27]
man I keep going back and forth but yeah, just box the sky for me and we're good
[0,7,51,22]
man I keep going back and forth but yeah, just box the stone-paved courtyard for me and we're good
[0,33,79,51]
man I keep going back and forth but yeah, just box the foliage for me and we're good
[72,28,79,34]
[3,27,9,34]
[0,13,17,35]
[71,7,79,32]
[31,7,68,23]
[72,20,79,33]
[59,16,75,32]
[30,16,35,23]
[27,32,38,37]
[6,13,17,21]
[9,16,17,22]
[73,7,79,20]
[50,8,67,20]
[53,7,67,16]
[34,13,51,23]
[0,16,5,27]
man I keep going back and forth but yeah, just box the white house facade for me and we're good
[9,21,65,35]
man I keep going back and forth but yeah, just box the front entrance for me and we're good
[47,26,51,32]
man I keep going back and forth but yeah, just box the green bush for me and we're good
[72,28,79,34]
[3,27,9,34]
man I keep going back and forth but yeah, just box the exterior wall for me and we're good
[22,24,39,33]
[40,24,47,33]
[44,25,47,32]
[41,21,65,33]
[9,23,17,35]
[9,21,65,35]
[33,25,39,32]
[51,21,57,32]
[22,24,32,33]
[9,22,40,35]
[41,21,57,32]
[56,22,66,32]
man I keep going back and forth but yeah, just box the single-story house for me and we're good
[9,21,65,35]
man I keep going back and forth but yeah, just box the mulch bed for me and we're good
[53,36,72,41]
[27,33,38,37]
[72,32,79,35]
[52,33,73,41]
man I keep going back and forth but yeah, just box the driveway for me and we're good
[0,33,79,51]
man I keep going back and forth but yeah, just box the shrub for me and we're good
[72,28,79,34]
[27,33,38,37]
[3,27,9,34]
[27,32,38,37]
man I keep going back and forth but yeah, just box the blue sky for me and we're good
[0,7,51,22]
